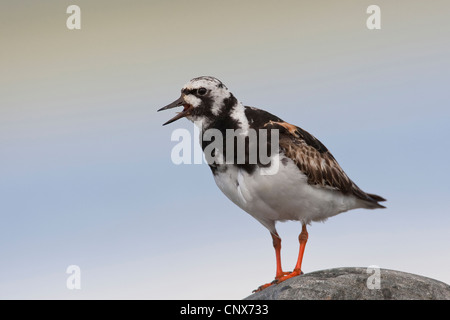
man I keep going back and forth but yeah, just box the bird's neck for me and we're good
[194,96,249,135]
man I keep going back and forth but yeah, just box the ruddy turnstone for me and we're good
[158,76,386,291]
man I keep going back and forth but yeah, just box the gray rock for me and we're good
[244,267,450,300]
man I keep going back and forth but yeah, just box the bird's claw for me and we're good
[252,270,304,293]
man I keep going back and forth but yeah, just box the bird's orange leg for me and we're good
[272,232,290,280]
[276,223,308,283]
[253,232,290,292]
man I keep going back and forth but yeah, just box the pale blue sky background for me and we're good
[1,1,449,299]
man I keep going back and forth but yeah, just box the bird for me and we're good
[158,76,386,292]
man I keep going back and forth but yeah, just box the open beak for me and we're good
[157,95,194,126]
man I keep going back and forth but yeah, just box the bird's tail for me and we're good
[365,193,387,209]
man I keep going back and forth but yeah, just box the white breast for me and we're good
[213,154,362,234]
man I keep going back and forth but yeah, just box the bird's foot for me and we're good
[252,270,304,293]
[274,268,303,283]
[275,271,291,280]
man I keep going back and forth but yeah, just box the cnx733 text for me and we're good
[224,304,269,315]
[180,304,268,317]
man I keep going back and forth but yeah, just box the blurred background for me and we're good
[1,0,449,299]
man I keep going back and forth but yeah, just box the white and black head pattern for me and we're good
[158,76,239,127]
[182,76,233,122]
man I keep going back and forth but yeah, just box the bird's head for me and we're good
[158,76,236,126]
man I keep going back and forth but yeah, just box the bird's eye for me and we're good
[197,87,207,96]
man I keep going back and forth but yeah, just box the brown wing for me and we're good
[264,120,386,207]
